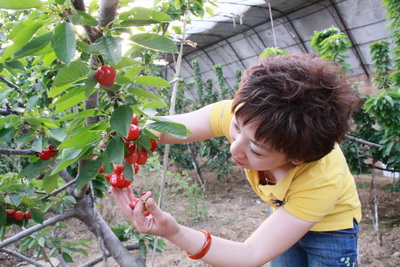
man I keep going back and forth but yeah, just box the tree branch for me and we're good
[75,196,145,267]
[0,248,46,267]
[0,209,78,249]
[40,178,78,201]
[0,75,23,94]
[79,244,142,267]
[344,134,382,148]
[0,148,37,156]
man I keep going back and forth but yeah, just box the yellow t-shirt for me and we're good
[210,100,362,231]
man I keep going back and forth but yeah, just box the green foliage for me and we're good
[370,40,392,90]
[168,172,207,221]
[259,47,290,59]
[112,223,166,259]
[382,0,400,87]
[19,223,90,263]
[310,26,351,72]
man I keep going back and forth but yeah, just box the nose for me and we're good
[230,137,246,160]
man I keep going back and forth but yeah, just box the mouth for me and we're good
[233,157,245,166]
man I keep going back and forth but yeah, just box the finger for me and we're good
[111,187,132,214]
[126,186,135,200]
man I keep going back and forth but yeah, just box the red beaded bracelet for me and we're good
[187,230,212,260]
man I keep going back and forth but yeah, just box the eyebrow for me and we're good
[233,119,269,151]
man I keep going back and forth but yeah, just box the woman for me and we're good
[112,53,361,266]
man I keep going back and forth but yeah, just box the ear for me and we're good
[290,159,304,165]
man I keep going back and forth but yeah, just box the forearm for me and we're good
[166,225,267,267]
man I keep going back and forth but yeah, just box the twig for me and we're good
[0,248,46,267]
[0,75,23,94]
[0,148,37,156]
[78,244,141,267]
[40,178,78,201]
[344,134,382,148]
[0,209,77,249]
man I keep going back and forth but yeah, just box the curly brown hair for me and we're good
[232,53,359,163]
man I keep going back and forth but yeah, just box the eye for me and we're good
[249,146,263,156]
[233,123,241,133]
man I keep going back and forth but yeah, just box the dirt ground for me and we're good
[2,168,400,267]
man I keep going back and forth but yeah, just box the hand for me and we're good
[110,187,180,238]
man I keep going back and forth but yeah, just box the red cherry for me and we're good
[25,211,32,220]
[96,65,116,87]
[133,163,139,174]
[129,198,139,209]
[123,124,140,142]
[125,142,136,153]
[149,138,158,152]
[104,173,112,181]
[14,210,25,220]
[109,174,126,188]
[136,149,148,165]
[131,114,139,125]
[123,179,133,188]
[39,149,53,160]
[113,164,125,175]
[6,209,15,218]
[47,144,58,152]
[125,150,139,164]
[144,211,151,217]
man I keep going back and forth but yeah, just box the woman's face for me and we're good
[229,117,291,171]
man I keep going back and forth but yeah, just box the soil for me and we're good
[2,168,400,267]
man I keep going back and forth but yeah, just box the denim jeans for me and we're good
[271,220,359,267]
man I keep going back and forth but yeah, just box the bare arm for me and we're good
[153,103,216,144]
[111,188,315,266]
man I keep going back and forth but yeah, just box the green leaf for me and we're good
[13,32,53,59]
[67,10,98,27]
[62,252,73,263]
[147,120,188,139]
[0,206,6,227]
[124,66,143,79]
[4,21,43,58]
[53,61,90,87]
[112,57,140,69]
[48,128,67,142]
[143,100,167,110]
[110,105,133,136]
[19,160,51,179]
[51,22,76,66]
[123,163,134,181]
[131,33,178,54]
[5,194,22,206]
[119,7,172,27]
[76,158,102,190]
[88,36,122,65]
[60,130,101,150]
[0,0,49,9]
[29,207,44,224]
[48,83,71,98]
[58,109,99,122]
[132,76,170,87]
[128,87,163,100]
[51,147,89,175]
[105,136,124,165]
[42,174,58,194]
[51,86,97,113]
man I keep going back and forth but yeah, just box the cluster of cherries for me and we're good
[100,114,158,188]
[38,144,58,160]
[6,208,32,221]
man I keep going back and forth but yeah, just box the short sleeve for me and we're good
[209,100,234,140]
[283,152,347,222]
